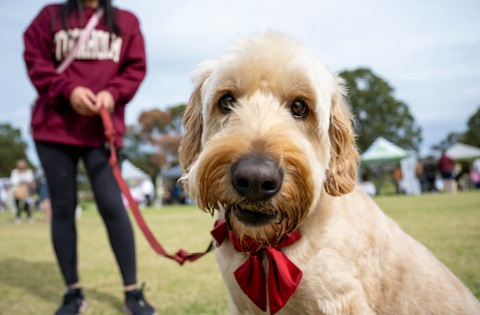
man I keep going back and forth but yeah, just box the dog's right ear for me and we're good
[179,64,212,171]
[179,82,204,172]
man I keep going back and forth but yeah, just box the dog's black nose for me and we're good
[231,155,283,202]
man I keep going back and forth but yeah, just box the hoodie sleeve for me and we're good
[104,13,147,105]
[23,6,77,105]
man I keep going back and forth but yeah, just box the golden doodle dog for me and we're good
[179,32,480,315]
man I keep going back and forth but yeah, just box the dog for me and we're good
[179,32,480,315]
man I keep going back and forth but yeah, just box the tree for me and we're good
[0,123,31,177]
[432,105,480,152]
[123,104,186,179]
[167,103,187,133]
[431,132,462,152]
[462,106,480,148]
[339,68,422,153]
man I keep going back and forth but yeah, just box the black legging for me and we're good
[15,198,32,219]
[35,141,136,286]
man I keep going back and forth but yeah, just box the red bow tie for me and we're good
[211,220,303,315]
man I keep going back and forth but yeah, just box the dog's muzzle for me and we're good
[229,154,283,226]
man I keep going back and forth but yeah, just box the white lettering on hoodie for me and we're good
[54,29,123,63]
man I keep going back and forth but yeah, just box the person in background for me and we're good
[141,179,155,207]
[10,159,35,223]
[392,165,403,194]
[454,162,470,191]
[422,156,438,192]
[415,159,425,192]
[0,181,10,213]
[437,150,456,193]
[471,158,480,189]
[36,168,52,223]
[23,0,156,314]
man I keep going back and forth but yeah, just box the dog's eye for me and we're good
[218,94,235,114]
[290,100,309,118]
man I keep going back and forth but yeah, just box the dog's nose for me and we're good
[231,155,283,202]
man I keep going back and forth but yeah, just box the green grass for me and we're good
[0,191,479,314]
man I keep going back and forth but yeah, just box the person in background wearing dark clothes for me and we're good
[437,150,456,193]
[23,1,156,314]
[422,156,438,192]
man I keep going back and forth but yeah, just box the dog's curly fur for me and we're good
[179,32,480,314]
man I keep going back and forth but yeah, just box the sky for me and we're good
[1,0,479,166]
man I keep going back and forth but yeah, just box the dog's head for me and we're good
[179,32,359,241]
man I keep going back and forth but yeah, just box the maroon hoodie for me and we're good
[23,4,146,147]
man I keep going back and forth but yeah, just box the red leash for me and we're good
[99,107,212,265]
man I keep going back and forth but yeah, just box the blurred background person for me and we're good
[437,150,456,193]
[10,159,35,223]
[36,168,52,223]
[392,165,404,194]
[422,156,438,193]
[0,180,10,213]
[471,158,480,189]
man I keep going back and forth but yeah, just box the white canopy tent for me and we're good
[446,142,480,160]
[122,160,149,181]
[360,137,420,195]
[121,160,153,207]
[361,137,411,163]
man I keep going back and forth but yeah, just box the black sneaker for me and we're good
[55,288,87,315]
[124,285,156,315]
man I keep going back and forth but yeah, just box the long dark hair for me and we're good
[57,0,120,34]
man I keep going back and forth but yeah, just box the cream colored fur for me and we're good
[179,32,480,314]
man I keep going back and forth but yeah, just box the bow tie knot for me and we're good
[211,220,303,315]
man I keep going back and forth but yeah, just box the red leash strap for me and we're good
[99,107,212,265]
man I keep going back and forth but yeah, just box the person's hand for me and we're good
[96,90,115,113]
[70,86,98,116]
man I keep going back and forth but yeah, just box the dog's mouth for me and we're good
[227,204,279,227]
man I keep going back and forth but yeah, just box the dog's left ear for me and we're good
[323,79,360,196]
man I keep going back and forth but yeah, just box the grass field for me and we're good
[0,191,479,314]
